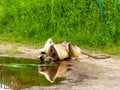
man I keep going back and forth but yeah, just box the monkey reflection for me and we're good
[38,61,71,83]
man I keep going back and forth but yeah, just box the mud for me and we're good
[0,44,120,90]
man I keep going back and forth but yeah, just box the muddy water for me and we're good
[0,57,67,90]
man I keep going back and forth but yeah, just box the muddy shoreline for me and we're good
[0,44,120,90]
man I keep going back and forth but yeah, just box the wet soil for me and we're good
[0,44,120,90]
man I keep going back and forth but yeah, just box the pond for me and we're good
[0,57,69,90]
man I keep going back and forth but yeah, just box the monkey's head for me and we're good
[37,38,53,63]
[45,44,59,61]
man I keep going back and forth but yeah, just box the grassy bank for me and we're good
[0,0,120,55]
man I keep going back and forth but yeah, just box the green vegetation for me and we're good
[0,48,22,54]
[0,0,120,55]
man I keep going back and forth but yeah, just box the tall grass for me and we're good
[0,0,120,48]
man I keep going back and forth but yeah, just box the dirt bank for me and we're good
[22,56,120,90]
[0,44,120,90]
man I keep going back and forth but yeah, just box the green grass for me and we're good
[4,48,22,54]
[0,0,120,56]
[81,45,120,57]
[0,49,22,54]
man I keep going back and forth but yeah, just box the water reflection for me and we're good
[38,61,72,83]
[0,57,68,90]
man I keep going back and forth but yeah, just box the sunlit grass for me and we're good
[0,0,120,56]
[5,49,23,54]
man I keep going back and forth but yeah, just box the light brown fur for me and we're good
[38,62,70,82]
[37,38,110,62]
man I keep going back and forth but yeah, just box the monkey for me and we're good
[37,38,110,63]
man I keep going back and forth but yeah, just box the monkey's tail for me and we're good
[81,50,110,59]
